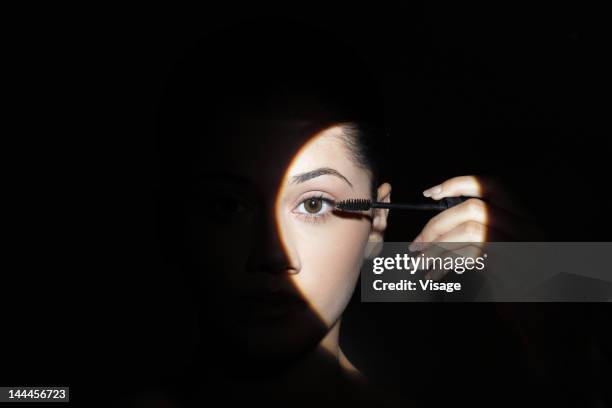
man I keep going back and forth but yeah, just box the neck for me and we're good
[222,320,360,403]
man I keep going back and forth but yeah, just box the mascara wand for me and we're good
[335,196,474,212]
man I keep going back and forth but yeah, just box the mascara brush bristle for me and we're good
[335,198,372,211]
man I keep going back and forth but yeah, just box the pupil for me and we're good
[306,198,322,213]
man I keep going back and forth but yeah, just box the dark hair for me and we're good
[338,122,383,200]
[156,17,386,200]
[154,17,388,273]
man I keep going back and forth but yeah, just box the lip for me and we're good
[240,290,307,320]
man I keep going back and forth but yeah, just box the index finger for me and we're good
[423,175,539,223]
[423,175,483,200]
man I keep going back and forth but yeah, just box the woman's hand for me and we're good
[408,175,546,280]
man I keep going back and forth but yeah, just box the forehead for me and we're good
[284,126,353,174]
[204,119,367,194]
[204,119,358,174]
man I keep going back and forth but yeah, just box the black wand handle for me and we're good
[371,196,477,211]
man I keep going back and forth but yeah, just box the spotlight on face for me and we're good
[274,124,375,330]
[181,118,381,373]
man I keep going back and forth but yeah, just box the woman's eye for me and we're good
[222,198,250,214]
[203,194,255,220]
[304,198,323,213]
[295,196,333,216]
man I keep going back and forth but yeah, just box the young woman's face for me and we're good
[274,125,373,326]
[188,118,379,366]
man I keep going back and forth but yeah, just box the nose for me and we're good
[246,202,299,276]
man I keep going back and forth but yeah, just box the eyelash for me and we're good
[293,194,336,224]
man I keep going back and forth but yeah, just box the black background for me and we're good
[4,4,610,407]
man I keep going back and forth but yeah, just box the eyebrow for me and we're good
[290,167,353,188]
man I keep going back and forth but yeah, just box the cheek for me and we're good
[289,218,371,326]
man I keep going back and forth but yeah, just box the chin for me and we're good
[230,310,329,375]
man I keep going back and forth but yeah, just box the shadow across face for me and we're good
[184,118,333,371]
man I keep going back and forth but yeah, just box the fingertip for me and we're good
[423,185,442,198]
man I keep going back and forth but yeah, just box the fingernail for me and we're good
[430,269,445,281]
[423,185,442,197]
[409,237,422,252]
